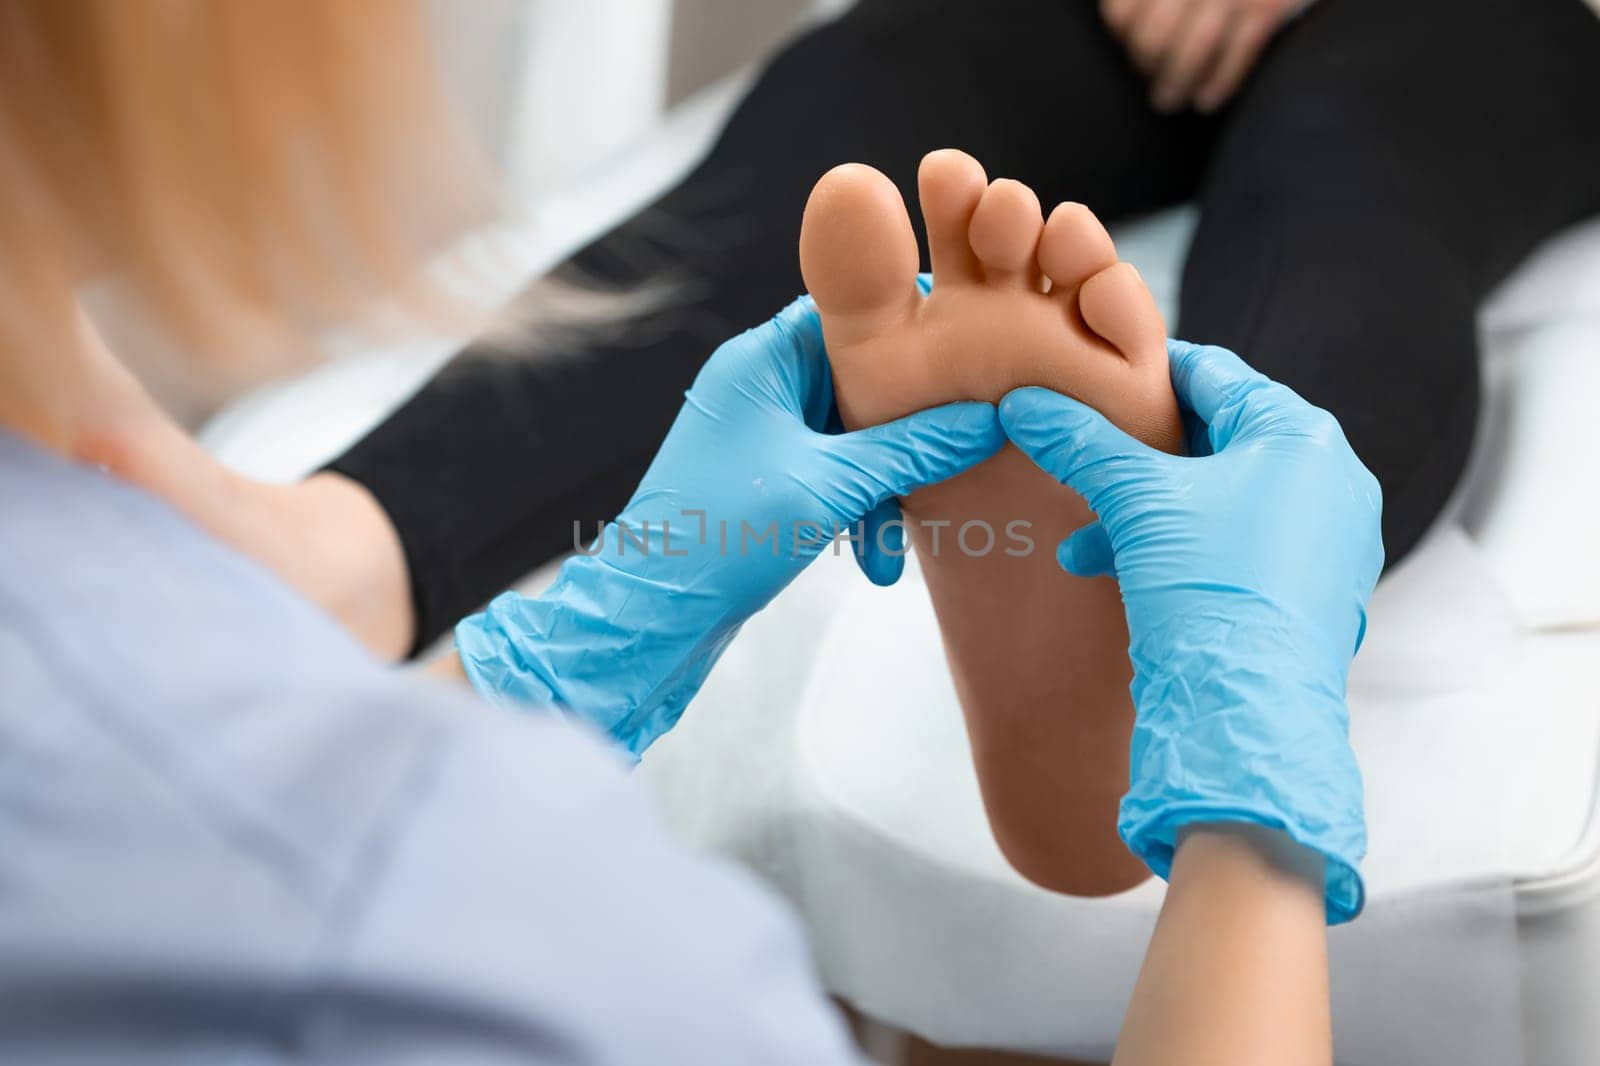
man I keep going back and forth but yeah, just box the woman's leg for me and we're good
[329,0,1214,650]
[1179,0,1600,563]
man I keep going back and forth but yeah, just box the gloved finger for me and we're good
[853,496,909,587]
[1058,521,1118,578]
[998,387,1159,510]
[773,291,823,346]
[1181,402,1213,458]
[1167,338,1281,449]
[1170,338,1329,452]
[755,294,831,420]
[1167,338,1267,421]
[826,401,1004,504]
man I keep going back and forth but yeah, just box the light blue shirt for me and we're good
[0,431,862,1064]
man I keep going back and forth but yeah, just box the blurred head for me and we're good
[0,0,493,415]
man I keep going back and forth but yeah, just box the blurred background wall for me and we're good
[431,0,845,208]
[666,0,814,104]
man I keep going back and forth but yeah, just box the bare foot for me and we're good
[800,149,1180,896]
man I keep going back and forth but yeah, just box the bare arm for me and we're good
[1112,824,1332,1066]
[62,308,418,659]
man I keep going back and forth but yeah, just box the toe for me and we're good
[800,163,922,328]
[1077,262,1167,364]
[918,149,987,286]
[968,179,1045,289]
[1038,201,1118,295]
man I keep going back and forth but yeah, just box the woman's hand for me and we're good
[1100,0,1299,113]
[455,296,1004,756]
[1000,340,1382,923]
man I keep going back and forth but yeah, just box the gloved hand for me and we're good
[456,295,1004,757]
[999,340,1382,923]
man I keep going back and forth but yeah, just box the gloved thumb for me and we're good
[852,496,909,586]
[998,387,1157,513]
[1058,520,1116,578]
[829,401,1004,502]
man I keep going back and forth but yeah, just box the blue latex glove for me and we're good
[999,340,1383,924]
[457,295,1004,757]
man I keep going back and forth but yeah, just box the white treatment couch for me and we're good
[203,68,1600,1066]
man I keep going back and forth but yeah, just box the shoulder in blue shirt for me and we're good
[0,431,861,1065]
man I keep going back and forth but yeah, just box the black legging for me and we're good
[329,0,1600,653]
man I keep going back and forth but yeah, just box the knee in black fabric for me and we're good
[1179,198,1481,567]
[1175,0,1600,567]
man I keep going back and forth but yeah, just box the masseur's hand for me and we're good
[1000,340,1382,922]
[1100,0,1299,113]
[456,296,1004,757]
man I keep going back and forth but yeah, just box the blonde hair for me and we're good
[0,0,493,390]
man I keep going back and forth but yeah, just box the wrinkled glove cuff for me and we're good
[455,548,742,758]
[1120,606,1367,924]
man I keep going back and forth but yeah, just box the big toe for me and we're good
[800,163,921,331]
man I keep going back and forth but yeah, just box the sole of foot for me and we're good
[799,149,1181,896]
